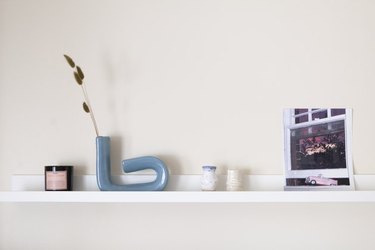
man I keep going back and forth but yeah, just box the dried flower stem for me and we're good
[81,84,99,136]
[64,54,100,137]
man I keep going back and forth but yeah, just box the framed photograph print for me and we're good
[283,108,354,191]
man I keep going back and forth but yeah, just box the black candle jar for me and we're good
[45,166,73,191]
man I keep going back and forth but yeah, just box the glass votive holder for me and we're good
[201,166,218,191]
[45,166,73,191]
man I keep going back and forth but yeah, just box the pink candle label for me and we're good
[46,171,67,190]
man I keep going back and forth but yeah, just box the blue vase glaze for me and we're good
[96,136,169,191]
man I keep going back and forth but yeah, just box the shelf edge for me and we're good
[2,191,375,203]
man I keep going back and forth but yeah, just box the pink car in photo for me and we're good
[305,175,338,186]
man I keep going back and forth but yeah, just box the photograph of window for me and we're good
[283,108,354,190]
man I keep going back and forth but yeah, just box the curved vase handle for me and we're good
[96,136,169,191]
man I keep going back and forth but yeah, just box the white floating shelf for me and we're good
[2,191,375,203]
[1,174,375,203]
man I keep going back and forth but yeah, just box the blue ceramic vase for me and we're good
[96,136,169,191]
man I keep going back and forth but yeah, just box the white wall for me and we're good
[1,0,375,249]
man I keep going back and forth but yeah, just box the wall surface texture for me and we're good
[1,0,375,249]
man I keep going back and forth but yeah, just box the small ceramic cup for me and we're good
[226,169,242,191]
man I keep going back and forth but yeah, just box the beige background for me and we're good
[1,0,375,249]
